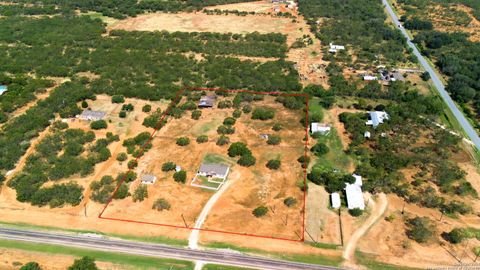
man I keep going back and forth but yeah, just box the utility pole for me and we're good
[84,203,87,217]
[439,210,444,222]
[401,201,406,215]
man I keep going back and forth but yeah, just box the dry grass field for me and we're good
[102,93,306,240]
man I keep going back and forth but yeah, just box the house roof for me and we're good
[367,111,389,127]
[345,183,365,210]
[198,95,216,107]
[352,174,362,186]
[80,110,106,119]
[0,85,7,95]
[199,163,229,176]
[141,174,157,183]
[331,192,341,208]
[311,122,331,133]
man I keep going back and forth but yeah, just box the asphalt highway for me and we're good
[0,227,343,270]
[383,0,480,150]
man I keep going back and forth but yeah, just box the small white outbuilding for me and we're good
[331,192,341,209]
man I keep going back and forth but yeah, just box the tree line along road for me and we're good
[382,0,480,150]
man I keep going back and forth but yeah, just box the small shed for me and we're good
[363,75,378,81]
[198,95,216,108]
[141,174,157,185]
[331,193,341,209]
[364,131,371,138]
[175,165,182,172]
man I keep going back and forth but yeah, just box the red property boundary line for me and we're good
[98,86,310,243]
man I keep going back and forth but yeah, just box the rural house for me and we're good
[310,123,331,135]
[0,85,7,96]
[79,110,106,121]
[198,95,216,108]
[345,174,365,210]
[141,174,157,185]
[328,43,345,53]
[198,163,230,179]
[366,111,389,128]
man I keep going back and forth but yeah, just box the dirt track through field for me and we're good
[342,193,388,267]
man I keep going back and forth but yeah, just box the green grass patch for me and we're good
[203,153,234,165]
[203,264,254,270]
[312,128,352,171]
[197,175,222,189]
[0,239,193,270]
[204,242,342,267]
[308,241,341,250]
[356,251,421,270]
[0,221,187,246]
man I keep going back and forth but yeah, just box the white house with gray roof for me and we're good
[79,110,106,121]
[198,163,230,179]
[141,174,157,185]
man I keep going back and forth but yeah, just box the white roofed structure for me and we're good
[345,174,365,210]
[363,75,378,81]
[366,111,390,128]
[311,123,331,135]
[331,192,341,209]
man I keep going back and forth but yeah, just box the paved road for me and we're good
[0,227,342,270]
[383,0,480,150]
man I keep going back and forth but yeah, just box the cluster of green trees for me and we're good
[21,256,99,270]
[228,142,256,167]
[0,81,93,172]
[298,0,408,63]
[123,131,152,158]
[307,166,355,193]
[90,175,129,203]
[4,0,259,18]
[405,216,436,243]
[7,125,115,207]
[412,30,480,129]
[0,73,53,123]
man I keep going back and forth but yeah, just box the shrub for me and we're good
[218,100,233,109]
[142,104,151,112]
[217,125,235,135]
[297,180,308,191]
[173,170,187,183]
[421,72,431,81]
[238,154,256,167]
[297,155,310,168]
[228,142,251,157]
[266,159,281,170]
[311,142,329,156]
[81,100,88,108]
[68,256,98,270]
[20,262,42,270]
[181,101,197,110]
[117,171,137,183]
[111,95,125,103]
[191,110,202,120]
[216,135,230,146]
[232,109,242,118]
[90,120,107,130]
[406,216,436,243]
[116,152,128,162]
[122,103,134,111]
[119,111,127,118]
[267,135,281,145]
[127,159,138,169]
[223,117,236,126]
[252,107,275,120]
[176,137,190,146]
[196,135,208,143]
[444,228,478,244]
[252,206,268,217]
[132,185,148,202]
[284,197,297,207]
[272,123,282,131]
[152,198,171,211]
[348,208,363,217]
[242,104,252,113]
[161,162,176,172]
[113,183,130,199]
